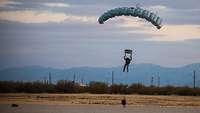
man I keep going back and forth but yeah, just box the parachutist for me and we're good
[121,97,126,108]
[123,49,133,72]
[123,55,132,72]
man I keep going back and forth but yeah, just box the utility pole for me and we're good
[151,76,154,87]
[193,70,196,88]
[112,71,114,85]
[157,76,160,87]
[73,74,76,83]
[81,77,83,84]
[49,72,52,84]
[44,76,47,84]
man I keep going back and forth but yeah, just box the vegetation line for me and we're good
[0,80,200,96]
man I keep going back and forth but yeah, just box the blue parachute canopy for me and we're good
[98,7,163,29]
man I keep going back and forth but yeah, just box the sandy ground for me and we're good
[0,104,200,113]
[0,93,200,107]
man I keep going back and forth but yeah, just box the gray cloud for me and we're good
[1,20,200,69]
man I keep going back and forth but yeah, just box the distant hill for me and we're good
[0,63,200,86]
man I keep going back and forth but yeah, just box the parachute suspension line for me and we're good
[136,3,141,8]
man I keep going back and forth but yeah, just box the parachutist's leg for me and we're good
[123,64,126,72]
[123,64,128,72]
[127,64,129,72]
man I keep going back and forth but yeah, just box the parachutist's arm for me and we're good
[124,56,126,60]
[130,52,133,60]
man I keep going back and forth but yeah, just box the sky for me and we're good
[0,0,200,69]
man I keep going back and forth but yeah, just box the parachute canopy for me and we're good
[98,7,163,29]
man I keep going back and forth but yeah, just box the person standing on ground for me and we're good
[121,97,126,108]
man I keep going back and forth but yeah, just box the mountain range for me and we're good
[0,63,200,87]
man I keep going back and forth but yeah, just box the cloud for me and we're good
[0,10,97,23]
[147,25,200,41]
[149,5,169,12]
[0,0,22,8]
[42,2,71,8]
[115,17,200,41]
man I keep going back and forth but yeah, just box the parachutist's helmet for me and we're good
[125,49,132,54]
[124,49,132,58]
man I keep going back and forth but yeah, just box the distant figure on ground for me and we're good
[11,104,19,107]
[123,49,133,72]
[121,97,126,108]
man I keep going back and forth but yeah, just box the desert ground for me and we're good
[0,93,200,106]
[1,94,200,113]
[1,104,200,113]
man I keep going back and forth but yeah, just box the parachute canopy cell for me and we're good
[98,7,163,29]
